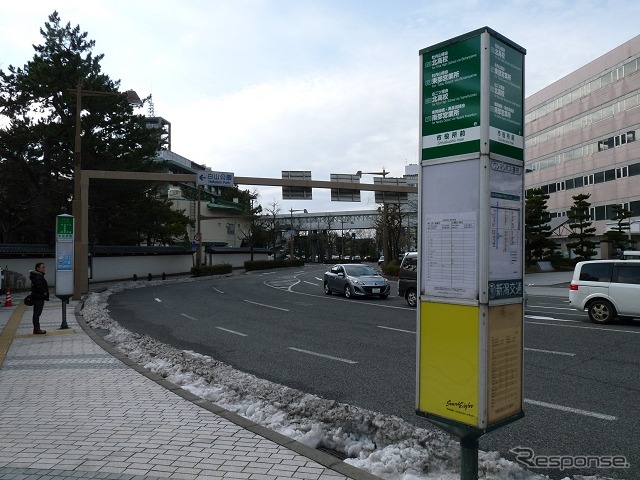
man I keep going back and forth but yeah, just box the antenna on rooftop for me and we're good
[148,94,155,117]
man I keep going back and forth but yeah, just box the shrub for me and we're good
[244,259,304,271]
[190,263,233,277]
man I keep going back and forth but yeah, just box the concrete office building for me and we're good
[525,34,640,258]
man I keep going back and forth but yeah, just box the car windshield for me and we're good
[344,265,377,277]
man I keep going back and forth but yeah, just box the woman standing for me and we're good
[29,262,49,334]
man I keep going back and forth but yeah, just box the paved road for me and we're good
[107,267,640,479]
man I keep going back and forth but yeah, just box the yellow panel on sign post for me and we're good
[487,303,523,424]
[418,302,480,426]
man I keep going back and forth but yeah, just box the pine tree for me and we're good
[566,193,597,260]
[0,11,189,245]
[524,188,558,266]
[603,204,634,256]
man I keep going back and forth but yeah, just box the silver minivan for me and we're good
[569,260,640,324]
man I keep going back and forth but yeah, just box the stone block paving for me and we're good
[0,298,374,480]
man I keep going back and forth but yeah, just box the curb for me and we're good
[73,301,381,480]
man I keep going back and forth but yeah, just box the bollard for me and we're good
[147,273,152,281]
[133,274,138,281]
[162,272,166,280]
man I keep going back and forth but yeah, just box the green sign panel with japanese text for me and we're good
[489,38,524,161]
[421,35,482,161]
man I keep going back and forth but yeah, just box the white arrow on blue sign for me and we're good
[196,171,235,187]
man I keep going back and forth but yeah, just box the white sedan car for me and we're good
[323,264,390,299]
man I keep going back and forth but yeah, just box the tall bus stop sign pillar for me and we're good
[55,214,74,329]
[416,28,526,479]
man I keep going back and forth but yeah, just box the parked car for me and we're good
[398,252,418,307]
[569,260,640,324]
[324,264,390,299]
[378,255,385,266]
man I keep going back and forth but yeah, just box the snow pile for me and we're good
[81,279,616,480]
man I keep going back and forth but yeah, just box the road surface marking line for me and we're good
[378,326,415,334]
[524,399,616,421]
[304,281,319,286]
[525,347,575,356]
[216,327,248,337]
[527,305,576,311]
[525,320,640,334]
[244,300,289,312]
[525,315,580,322]
[212,287,224,294]
[180,313,196,320]
[288,347,357,364]
[155,298,162,302]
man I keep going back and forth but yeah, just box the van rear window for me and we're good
[579,263,613,282]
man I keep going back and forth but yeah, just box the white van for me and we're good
[569,260,640,324]
[621,250,640,260]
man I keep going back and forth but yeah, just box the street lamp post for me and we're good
[289,208,307,258]
[340,219,354,260]
[71,81,141,299]
[356,169,389,265]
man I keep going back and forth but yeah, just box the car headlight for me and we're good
[350,277,363,285]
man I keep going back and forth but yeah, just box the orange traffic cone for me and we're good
[4,289,13,307]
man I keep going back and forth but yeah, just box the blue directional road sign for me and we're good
[196,171,234,187]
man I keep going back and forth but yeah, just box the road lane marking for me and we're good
[180,313,196,320]
[378,325,415,334]
[212,287,224,294]
[288,347,357,364]
[524,399,616,421]
[216,327,248,337]
[304,281,319,286]
[244,300,289,312]
[525,320,640,334]
[525,347,575,356]
[155,298,162,302]
[525,315,581,322]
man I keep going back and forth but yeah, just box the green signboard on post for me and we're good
[421,28,524,163]
[421,35,482,161]
[56,215,74,240]
[489,38,524,160]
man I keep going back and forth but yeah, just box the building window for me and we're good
[616,166,628,179]
[226,223,235,235]
[604,169,616,182]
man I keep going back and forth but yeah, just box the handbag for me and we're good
[24,294,34,306]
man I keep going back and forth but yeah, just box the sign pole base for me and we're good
[460,435,480,480]
[56,295,72,329]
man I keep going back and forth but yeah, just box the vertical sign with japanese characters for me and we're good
[417,28,526,435]
[489,38,525,161]
[55,214,74,296]
[421,35,482,161]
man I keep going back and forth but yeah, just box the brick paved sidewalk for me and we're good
[0,298,377,480]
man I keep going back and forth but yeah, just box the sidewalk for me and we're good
[0,295,378,480]
[524,270,573,298]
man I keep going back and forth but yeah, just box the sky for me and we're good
[83,276,609,480]
[1,1,639,214]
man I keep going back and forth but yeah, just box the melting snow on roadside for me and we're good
[81,278,616,480]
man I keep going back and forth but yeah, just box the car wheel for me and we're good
[344,285,353,299]
[406,288,417,308]
[588,299,616,324]
[324,282,332,295]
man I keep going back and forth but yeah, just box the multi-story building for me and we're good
[525,34,640,258]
